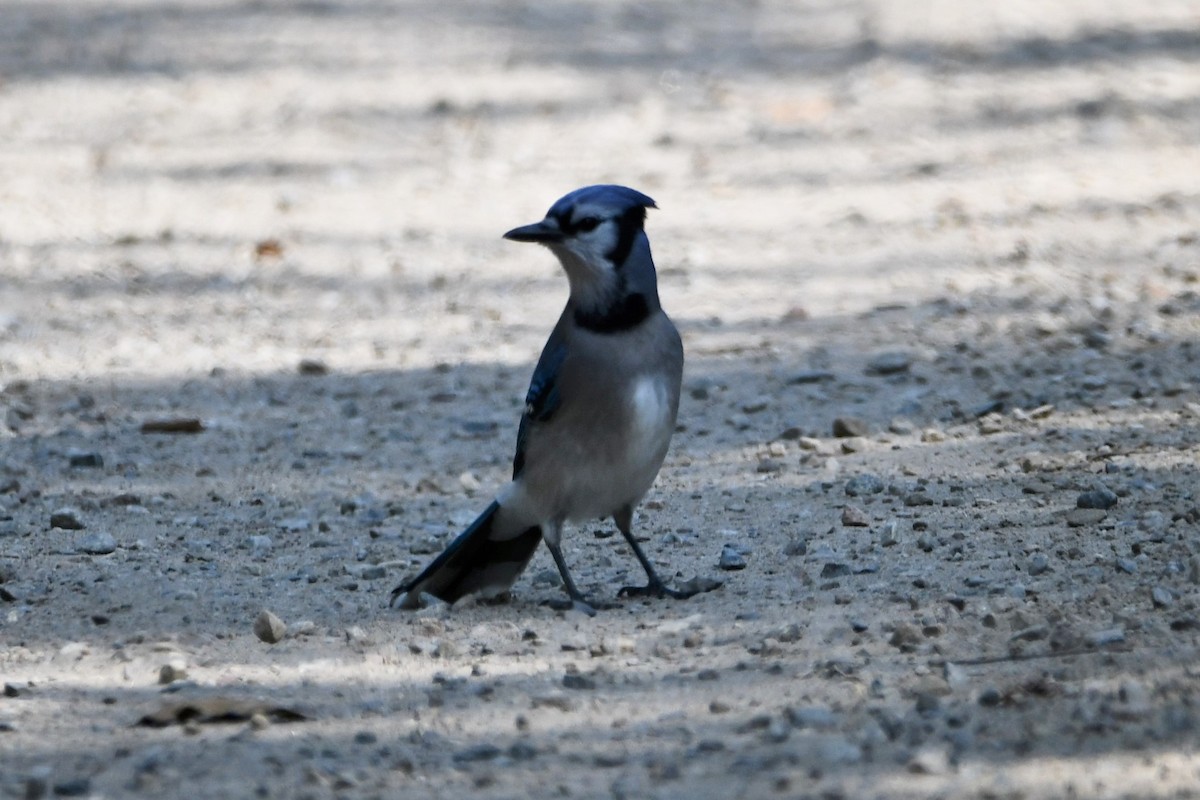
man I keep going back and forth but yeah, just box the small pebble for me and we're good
[50,509,85,530]
[865,351,913,375]
[158,660,188,685]
[841,506,870,527]
[451,743,504,762]
[878,520,900,547]
[718,544,746,571]
[77,531,117,555]
[741,397,770,413]
[253,610,287,644]
[1077,485,1118,510]
[1027,553,1049,576]
[789,370,834,384]
[1087,627,1125,646]
[562,674,596,691]
[1115,557,1137,574]
[844,474,885,497]
[1066,508,1107,527]
[1152,586,1174,608]
[67,449,104,468]
[832,417,868,438]
[52,777,92,797]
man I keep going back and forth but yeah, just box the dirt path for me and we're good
[2,1,1199,798]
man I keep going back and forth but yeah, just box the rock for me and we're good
[297,359,329,375]
[788,370,834,384]
[67,449,103,468]
[562,673,596,691]
[52,777,92,797]
[1066,508,1107,527]
[158,659,188,685]
[977,413,1005,435]
[820,563,850,578]
[878,520,900,547]
[1087,627,1125,646]
[865,351,913,375]
[253,610,287,644]
[832,417,869,438]
[1152,586,1175,608]
[276,517,311,532]
[718,544,746,571]
[1116,680,1152,719]
[845,474,885,497]
[1027,553,1049,576]
[920,428,947,443]
[453,743,501,763]
[888,623,922,651]
[50,509,85,530]
[785,706,838,730]
[4,681,29,697]
[77,531,117,555]
[531,693,575,711]
[907,747,950,775]
[741,397,771,413]
[58,642,89,660]
[903,491,934,507]
[1115,557,1137,574]
[841,506,870,527]
[1077,485,1118,510]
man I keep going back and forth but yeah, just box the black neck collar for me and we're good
[574,293,651,333]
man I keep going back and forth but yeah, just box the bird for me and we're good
[389,184,715,614]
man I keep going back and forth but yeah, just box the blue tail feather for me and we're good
[390,501,542,608]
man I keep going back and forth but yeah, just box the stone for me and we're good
[845,474,885,497]
[77,531,117,555]
[1027,553,1049,576]
[841,506,870,527]
[1152,586,1175,608]
[562,673,596,691]
[832,417,869,438]
[453,743,501,763]
[50,509,85,530]
[718,544,746,571]
[788,370,834,384]
[253,610,287,644]
[865,351,913,375]
[1066,508,1107,527]
[67,449,104,468]
[1077,485,1118,510]
[1087,627,1125,646]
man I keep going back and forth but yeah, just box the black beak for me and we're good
[503,219,564,243]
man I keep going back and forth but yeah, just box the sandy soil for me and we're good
[2,1,1199,797]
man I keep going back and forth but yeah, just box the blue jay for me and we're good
[390,185,713,613]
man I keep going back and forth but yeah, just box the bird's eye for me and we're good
[575,216,601,232]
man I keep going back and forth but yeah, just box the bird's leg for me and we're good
[613,506,697,599]
[543,527,613,615]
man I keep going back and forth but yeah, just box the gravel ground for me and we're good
[2,1,1200,798]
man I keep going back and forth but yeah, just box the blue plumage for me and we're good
[390,186,718,613]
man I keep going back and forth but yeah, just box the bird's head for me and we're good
[504,185,660,321]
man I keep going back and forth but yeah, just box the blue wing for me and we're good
[512,327,567,479]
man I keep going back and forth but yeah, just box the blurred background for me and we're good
[1,0,1196,382]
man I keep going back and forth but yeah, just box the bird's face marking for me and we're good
[548,202,624,276]
[503,185,659,325]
